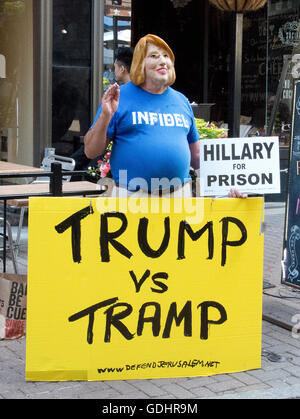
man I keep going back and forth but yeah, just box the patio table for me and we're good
[0,176,102,273]
[0,161,44,175]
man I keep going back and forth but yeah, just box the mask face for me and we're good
[142,43,173,88]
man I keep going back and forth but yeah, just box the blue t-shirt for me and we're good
[91,82,199,191]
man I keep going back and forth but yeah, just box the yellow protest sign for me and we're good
[26,197,264,381]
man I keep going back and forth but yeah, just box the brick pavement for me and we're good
[1,202,300,399]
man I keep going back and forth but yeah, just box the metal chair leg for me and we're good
[6,220,19,274]
[0,217,19,274]
[15,206,26,256]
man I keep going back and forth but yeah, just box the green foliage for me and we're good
[195,118,227,139]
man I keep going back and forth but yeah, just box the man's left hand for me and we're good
[228,188,248,199]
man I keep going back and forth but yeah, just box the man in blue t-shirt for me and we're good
[85,34,199,195]
[84,34,245,197]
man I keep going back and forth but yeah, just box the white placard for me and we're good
[199,136,281,196]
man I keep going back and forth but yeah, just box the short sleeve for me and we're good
[187,105,200,144]
[90,105,102,129]
[89,104,117,141]
[106,112,118,140]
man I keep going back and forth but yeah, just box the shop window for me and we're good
[265,0,300,146]
[241,0,300,146]
[0,0,34,165]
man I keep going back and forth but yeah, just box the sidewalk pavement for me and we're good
[1,202,300,399]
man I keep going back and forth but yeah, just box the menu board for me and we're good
[282,81,300,288]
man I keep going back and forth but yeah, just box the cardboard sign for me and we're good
[26,197,264,381]
[0,274,27,340]
[199,136,280,196]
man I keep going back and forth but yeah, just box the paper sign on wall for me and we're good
[26,197,264,381]
[199,136,280,196]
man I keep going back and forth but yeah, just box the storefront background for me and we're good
[52,0,131,157]
[1,0,300,187]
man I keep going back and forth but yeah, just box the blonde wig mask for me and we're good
[130,34,176,87]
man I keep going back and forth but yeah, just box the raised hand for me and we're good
[84,83,120,158]
[101,83,120,119]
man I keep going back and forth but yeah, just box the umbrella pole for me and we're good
[228,12,243,138]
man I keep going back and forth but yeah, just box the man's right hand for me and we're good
[84,83,120,159]
[102,83,120,118]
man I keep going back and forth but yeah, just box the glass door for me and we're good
[52,0,92,157]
